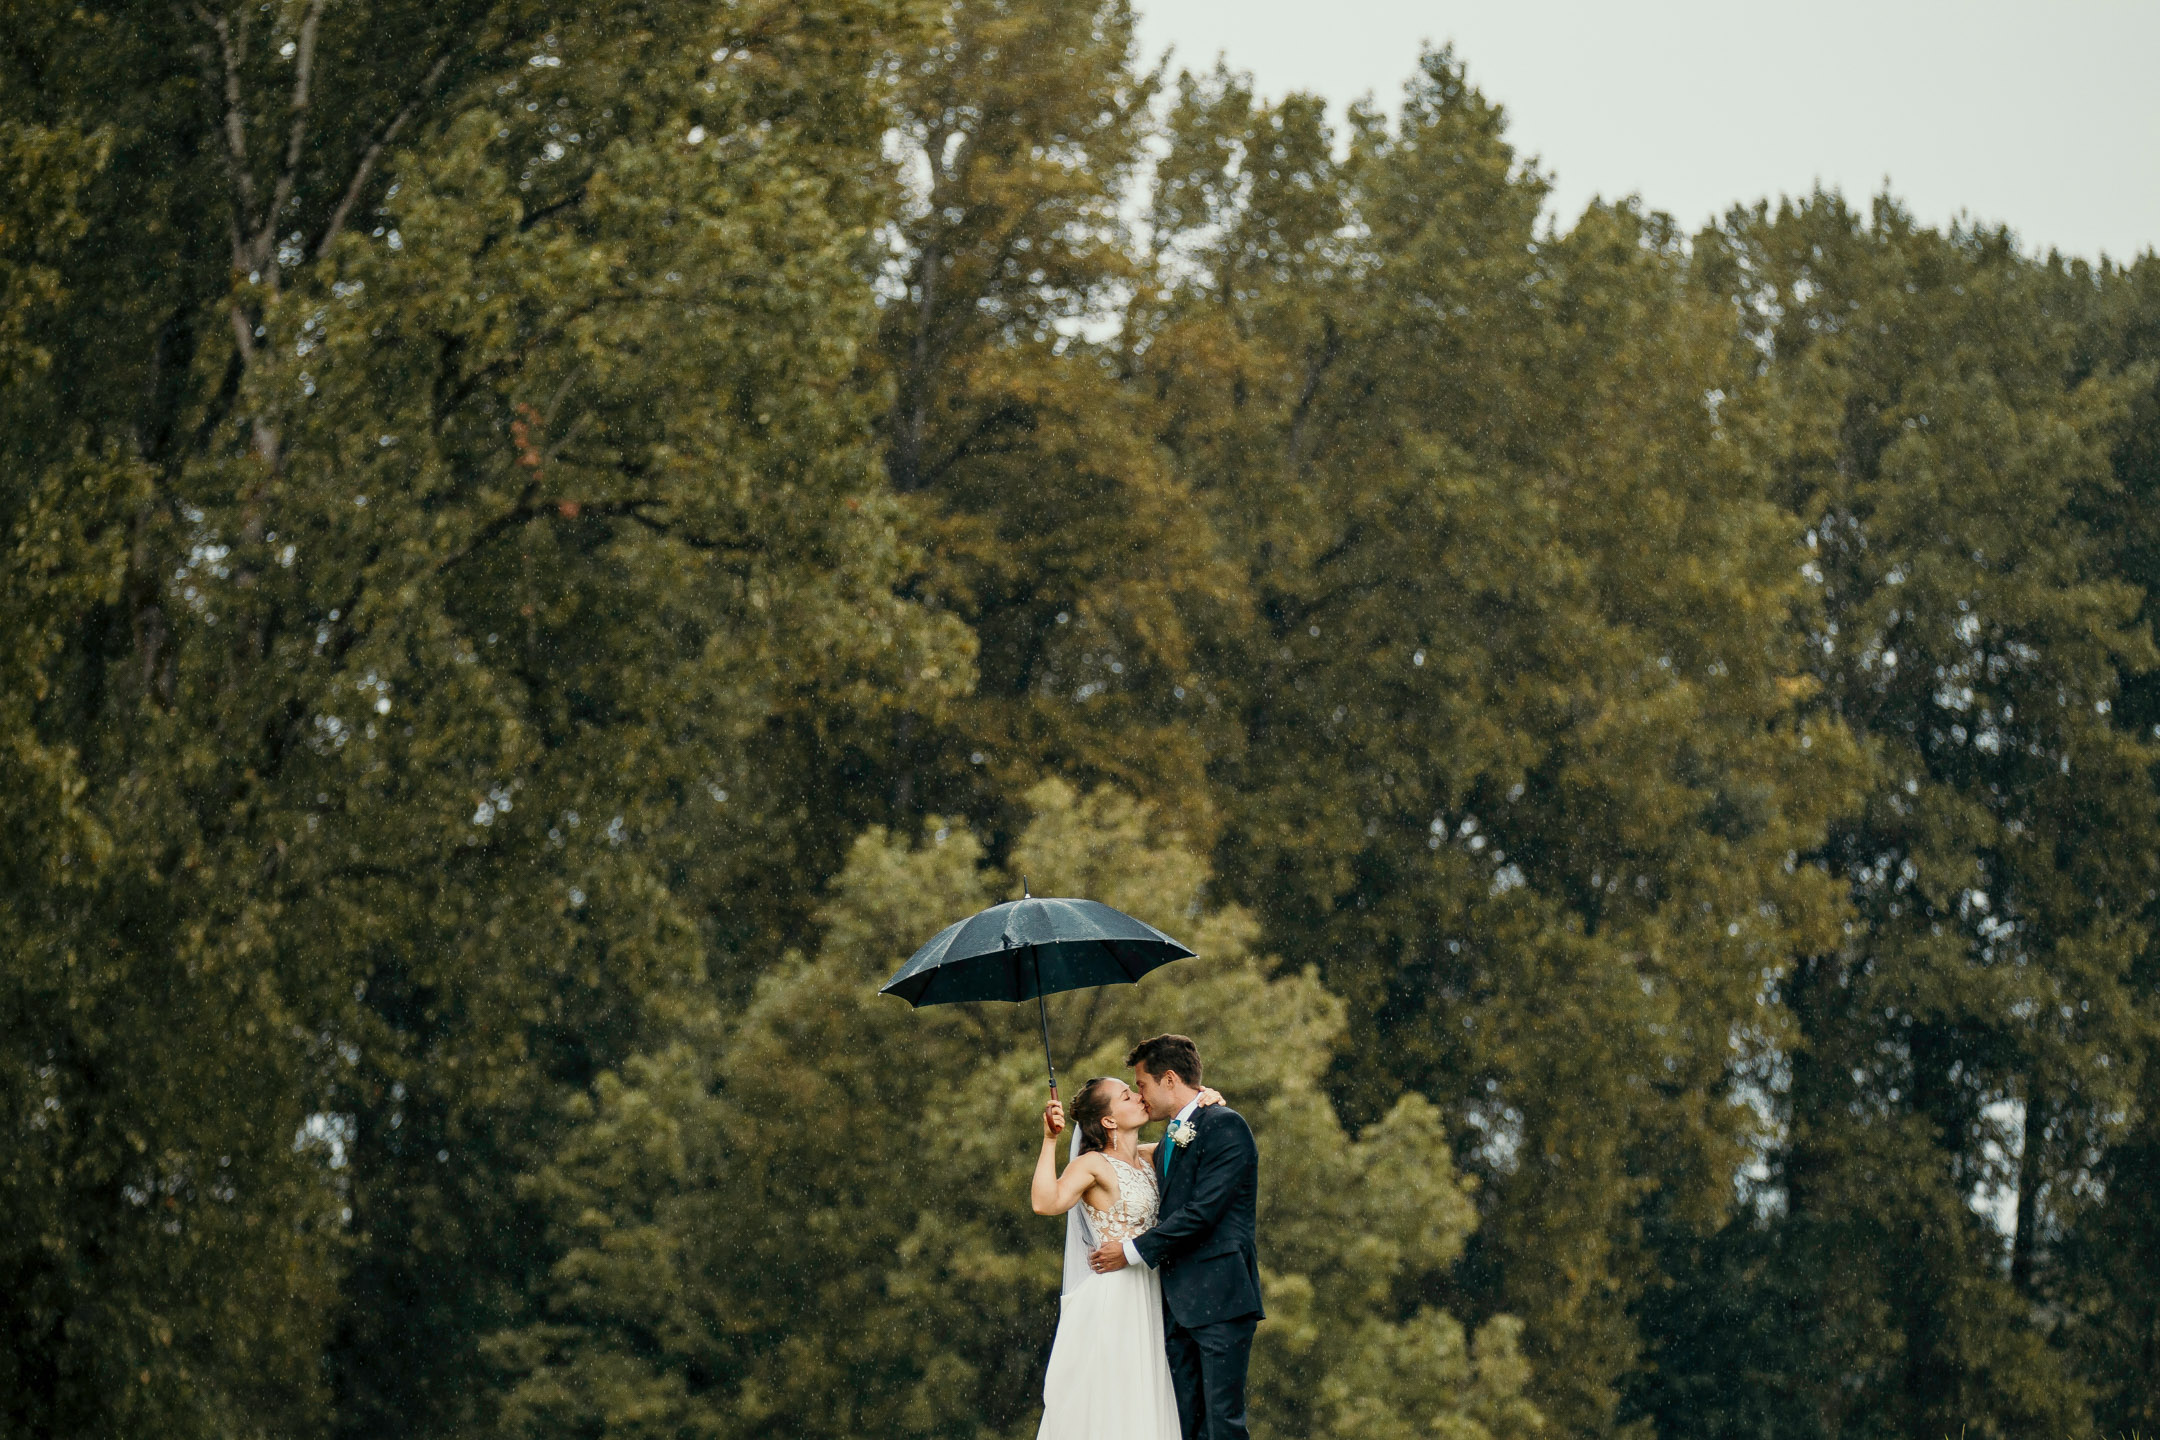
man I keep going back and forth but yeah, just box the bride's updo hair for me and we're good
[1068,1077,1121,1155]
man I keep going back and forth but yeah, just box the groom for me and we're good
[1089,1034,1263,1440]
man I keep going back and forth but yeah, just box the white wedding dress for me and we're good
[1037,1152,1182,1440]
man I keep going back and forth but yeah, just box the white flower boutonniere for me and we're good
[1169,1119,1198,1147]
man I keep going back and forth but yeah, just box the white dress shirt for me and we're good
[1123,1095,1202,1268]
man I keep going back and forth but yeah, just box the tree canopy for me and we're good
[5,3,2159,1439]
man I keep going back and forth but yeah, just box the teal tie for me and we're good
[1159,1127,1176,1178]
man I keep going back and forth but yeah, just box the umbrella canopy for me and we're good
[879,893,1196,1096]
[880,896,1194,1006]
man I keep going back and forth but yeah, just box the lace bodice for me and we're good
[1082,1154,1160,1244]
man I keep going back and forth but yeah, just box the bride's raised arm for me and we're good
[1030,1099,1104,1216]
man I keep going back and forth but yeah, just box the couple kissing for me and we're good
[1028,1034,1263,1440]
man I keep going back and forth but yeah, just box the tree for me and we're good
[872,0,1239,843]
[1136,52,1858,1435]
[1633,194,2160,1440]
[0,2,963,1435]
[2043,247,2160,1436]
[491,781,1540,1440]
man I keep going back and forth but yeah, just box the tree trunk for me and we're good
[2011,1082,2045,1296]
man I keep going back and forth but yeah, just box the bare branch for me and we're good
[1286,314,1342,465]
[540,410,590,466]
[254,0,330,280]
[195,3,260,270]
[539,368,583,431]
[917,399,1034,489]
[227,300,259,364]
[515,182,589,233]
[616,506,759,562]
[433,482,540,575]
[315,50,452,259]
[433,495,683,577]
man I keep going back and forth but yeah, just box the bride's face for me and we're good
[1101,1081,1151,1140]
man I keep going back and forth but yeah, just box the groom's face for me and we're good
[1131,1063,1181,1120]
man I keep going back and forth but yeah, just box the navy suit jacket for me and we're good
[1133,1103,1264,1328]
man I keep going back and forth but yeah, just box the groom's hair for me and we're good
[1127,1034,1202,1088]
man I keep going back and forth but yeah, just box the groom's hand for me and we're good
[1089,1240,1129,1273]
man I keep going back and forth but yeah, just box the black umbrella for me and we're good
[880,883,1196,1099]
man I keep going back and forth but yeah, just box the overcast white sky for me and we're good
[1132,0,2160,263]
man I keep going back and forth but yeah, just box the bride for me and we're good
[1028,1078,1219,1440]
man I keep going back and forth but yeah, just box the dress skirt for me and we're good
[1036,1264,1182,1440]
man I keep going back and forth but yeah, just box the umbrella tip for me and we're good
[1022,875,1031,899]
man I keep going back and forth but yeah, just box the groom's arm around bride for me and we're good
[1126,1103,1259,1286]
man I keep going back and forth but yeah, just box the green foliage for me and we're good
[1137,51,1858,1435]
[9,4,2160,1440]
[2,1,959,1435]
[873,0,1236,839]
[490,781,1538,1440]
[1628,198,2160,1440]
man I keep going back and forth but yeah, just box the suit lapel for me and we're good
[1161,1109,1194,1193]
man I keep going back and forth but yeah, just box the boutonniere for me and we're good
[1169,1119,1198,1147]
